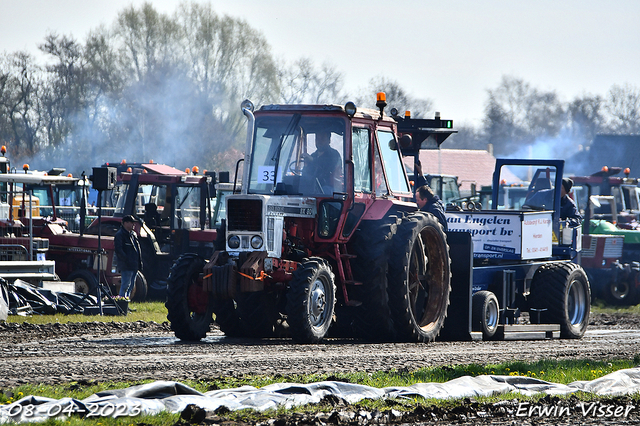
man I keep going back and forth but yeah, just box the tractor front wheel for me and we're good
[165,254,213,341]
[286,258,335,343]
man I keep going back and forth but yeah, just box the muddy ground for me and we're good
[1,312,640,425]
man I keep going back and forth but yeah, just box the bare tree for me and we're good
[483,75,565,156]
[353,76,433,118]
[565,94,607,146]
[0,52,45,158]
[606,83,640,133]
[277,58,345,104]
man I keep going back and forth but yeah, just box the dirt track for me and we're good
[1,313,639,425]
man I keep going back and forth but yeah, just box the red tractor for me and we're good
[166,95,457,343]
[85,164,224,299]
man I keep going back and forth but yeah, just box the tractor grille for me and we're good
[228,199,263,232]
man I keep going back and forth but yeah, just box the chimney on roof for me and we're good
[487,143,494,157]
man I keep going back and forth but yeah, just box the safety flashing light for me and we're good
[121,159,126,164]
[185,168,191,174]
[23,164,29,172]
[405,111,411,118]
[625,168,631,176]
[376,92,386,102]
[67,173,72,177]
[192,166,199,175]
[1,146,6,155]
[602,166,609,172]
[127,167,132,173]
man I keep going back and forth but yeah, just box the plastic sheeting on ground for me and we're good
[4,279,110,316]
[2,367,640,423]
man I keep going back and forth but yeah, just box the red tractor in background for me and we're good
[571,167,640,305]
[85,164,227,299]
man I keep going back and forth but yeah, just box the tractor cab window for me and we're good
[249,115,346,196]
[175,185,202,229]
[377,130,410,195]
[352,127,372,193]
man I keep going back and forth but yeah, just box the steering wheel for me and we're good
[288,158,306,176]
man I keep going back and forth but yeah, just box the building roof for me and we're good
[414,149,498,194]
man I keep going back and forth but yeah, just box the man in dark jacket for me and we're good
[560,178,582,227]
[114,215,142,298]
[416,184,448,231]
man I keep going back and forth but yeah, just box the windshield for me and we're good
[495,165,558,211]
[249,115,346,196]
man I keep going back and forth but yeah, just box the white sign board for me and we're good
[446,211,553,261]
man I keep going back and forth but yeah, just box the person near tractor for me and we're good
[303,131,342,194]
[560,177,582,227]
[416,184,448,231]
[114,215,143,298]
[412,160,448,231]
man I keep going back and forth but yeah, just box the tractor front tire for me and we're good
[530,262,591,339]
[286,258,335,343]
[388,212,451,343]
[165,254,213,341]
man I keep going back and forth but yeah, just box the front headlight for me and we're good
[228,235,240,249]
[250,235,263,249]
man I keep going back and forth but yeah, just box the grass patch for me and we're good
[6,301,168,324]
[591,300,640,315]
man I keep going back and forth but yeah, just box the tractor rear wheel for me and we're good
[68,269,98,296]
[236,291,279,337]
[603,279,638,306]
[211,298,243,337]
[349,214,399,341]
[165,254,213,341]
[472,290,499,339]
[387,212,451,343]
[130,271,148,301]
[530,262,591,339]
[286,257,335,343]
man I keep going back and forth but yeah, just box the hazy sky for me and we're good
[2,0,639,126]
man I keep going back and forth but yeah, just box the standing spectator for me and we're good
[560,178,582,227]
[114,215,142,298]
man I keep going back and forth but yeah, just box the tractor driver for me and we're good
[303,131,342,194]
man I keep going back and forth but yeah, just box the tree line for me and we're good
[1,2,639,176]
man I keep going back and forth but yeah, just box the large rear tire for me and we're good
[286,258,335,343]
[388,212,451,343]
[236,291,279,337]
[530,262,591,339]
[211,298,243,337]
[349,214,399,341]
[165,254,213,341]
